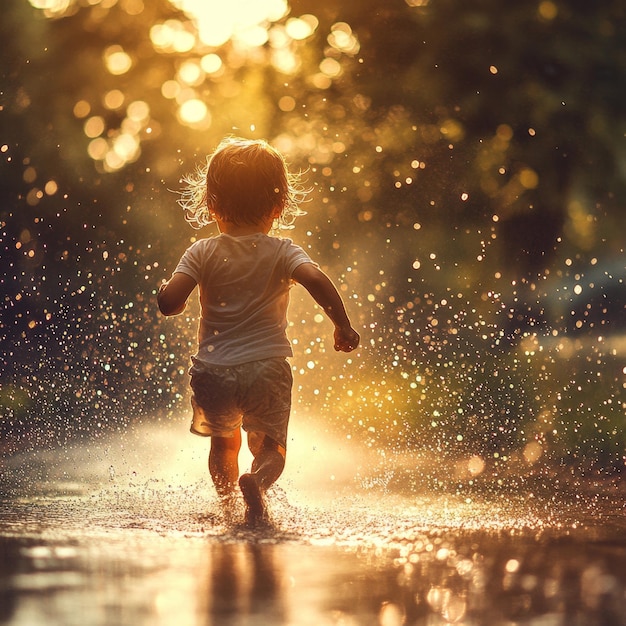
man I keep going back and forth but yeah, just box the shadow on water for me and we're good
[1,421,626,626]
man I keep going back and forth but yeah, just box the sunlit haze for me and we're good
[10,0,626,503]
[3,2,626,624]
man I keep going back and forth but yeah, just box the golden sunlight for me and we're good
[30,0,327,158]
[28,0,72,17]
[150,20,196,53]
[285,15,318,40]
[168,0,289,47]
[178,99,211,128]
[104,45,133,75]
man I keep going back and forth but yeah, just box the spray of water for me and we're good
[2,0,625,522]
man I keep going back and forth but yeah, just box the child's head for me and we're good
[179,137,307,230]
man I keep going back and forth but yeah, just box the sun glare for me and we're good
[169,0,289,47]
[28,0,72,17]
[29,0,353,169]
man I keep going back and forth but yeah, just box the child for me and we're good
[158,137,360,525]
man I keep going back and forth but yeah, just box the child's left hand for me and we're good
[334,326,360,352]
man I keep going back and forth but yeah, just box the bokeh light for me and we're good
[6,0,624,498]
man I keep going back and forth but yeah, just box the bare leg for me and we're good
[209,430,242,498]
[250,434,285,490]
[239,433,285,525]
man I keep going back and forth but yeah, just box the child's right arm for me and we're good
[157,272,197,316]
[292,263,360,352]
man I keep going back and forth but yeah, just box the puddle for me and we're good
[1,422,625,625]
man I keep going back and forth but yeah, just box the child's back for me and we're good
[177,232,310,367]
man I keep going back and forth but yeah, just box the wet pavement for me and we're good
[1,424,625,626]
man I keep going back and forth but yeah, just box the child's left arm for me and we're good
[157,272,197,316]
[292,263,360,352]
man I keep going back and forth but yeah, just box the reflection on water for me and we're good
[1,498,626,626]
[1,424,625,626]
[202,543,284,625]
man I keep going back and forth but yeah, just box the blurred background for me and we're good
[1,0,624,488]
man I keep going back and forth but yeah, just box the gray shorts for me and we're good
[189,358,292,448]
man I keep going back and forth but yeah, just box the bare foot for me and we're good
[239,473,268,526]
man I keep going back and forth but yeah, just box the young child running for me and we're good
[158,137,360,525]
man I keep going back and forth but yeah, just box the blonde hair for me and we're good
[177,137,308,230]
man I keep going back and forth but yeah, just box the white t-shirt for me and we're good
[174,233,313,368]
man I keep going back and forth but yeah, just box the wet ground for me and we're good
[1,422,625,626]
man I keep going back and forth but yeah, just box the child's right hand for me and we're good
[334,326,360,352]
